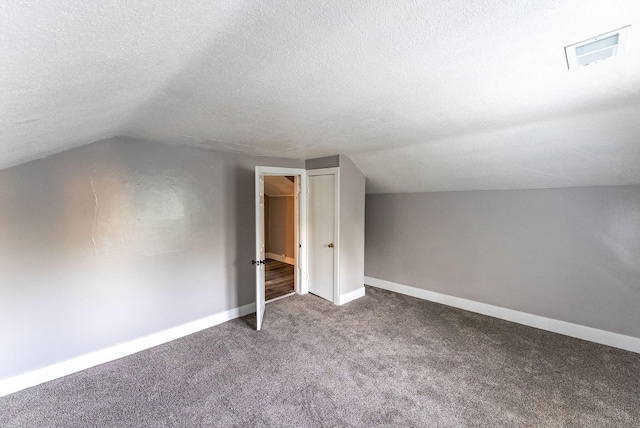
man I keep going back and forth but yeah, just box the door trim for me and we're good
[256,167,308,297]
[306,167,340,305]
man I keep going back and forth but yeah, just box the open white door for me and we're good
[255,172,266,330]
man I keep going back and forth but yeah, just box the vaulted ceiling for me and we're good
[2,0,639,192]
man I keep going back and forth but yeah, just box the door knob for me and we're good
[328,243,334,248]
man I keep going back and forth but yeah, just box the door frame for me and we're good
[307,167,340,305]
[256,166,308,298]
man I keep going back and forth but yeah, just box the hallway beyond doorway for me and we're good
[265,259,294,301]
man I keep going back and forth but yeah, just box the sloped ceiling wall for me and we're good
[2,0,640,192]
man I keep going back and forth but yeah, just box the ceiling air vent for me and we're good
[565,25,630,69]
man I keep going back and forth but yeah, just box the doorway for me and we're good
[254,166,307,331]
[254,166,340,331]
[264,175,296,302]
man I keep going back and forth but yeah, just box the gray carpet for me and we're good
[2,286,639,427]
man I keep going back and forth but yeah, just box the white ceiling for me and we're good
[2,0,640,192]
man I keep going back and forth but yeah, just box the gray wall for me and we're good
[306,155,339,170]
[267,196,295,258]
[365,187,640,338]
[338,156,366,295]
[0,137,302,379]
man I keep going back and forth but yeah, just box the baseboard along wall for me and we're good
[0,303,256,397]
[365,276,640,354]
[8,277,634,398]
[339,287,366,306]
[265,252,295,265]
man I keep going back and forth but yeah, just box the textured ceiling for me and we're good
[2,0,640,192]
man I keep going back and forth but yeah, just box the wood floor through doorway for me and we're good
[265,259,294,301]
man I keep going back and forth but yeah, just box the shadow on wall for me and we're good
[0,151,99,379]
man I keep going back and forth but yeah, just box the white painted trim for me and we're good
[334,169,340,306]
[298,173,307,296]
[266,252,281,261]
[265,252,295,265]
[256,166,307,328]
[0,303,256,397]
[365,276,640,354]
[256,167,307,176]
[339,287,366,305]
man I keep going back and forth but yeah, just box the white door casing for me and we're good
[294,175,301,293]
[307,168,340,304]
[255,166,307,331]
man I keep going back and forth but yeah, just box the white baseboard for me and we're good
[266,252,295,265]
[339,287,366,305]
[0,302,256,397]
[365,276,640,354]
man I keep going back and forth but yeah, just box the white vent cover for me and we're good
[565,26,631,69]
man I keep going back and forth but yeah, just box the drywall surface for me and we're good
[338,156,366,295]
[268,196,295,259]
[306,156,339,170]
[365,187,640,338]
[0,137,302,379]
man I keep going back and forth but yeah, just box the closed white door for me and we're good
[308,174,335,302]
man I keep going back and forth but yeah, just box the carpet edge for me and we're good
[0,302,256,397]
[364,276,640,354]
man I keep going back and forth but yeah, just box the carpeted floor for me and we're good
[2,286,639,427]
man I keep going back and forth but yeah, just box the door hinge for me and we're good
[252,259,266,265]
